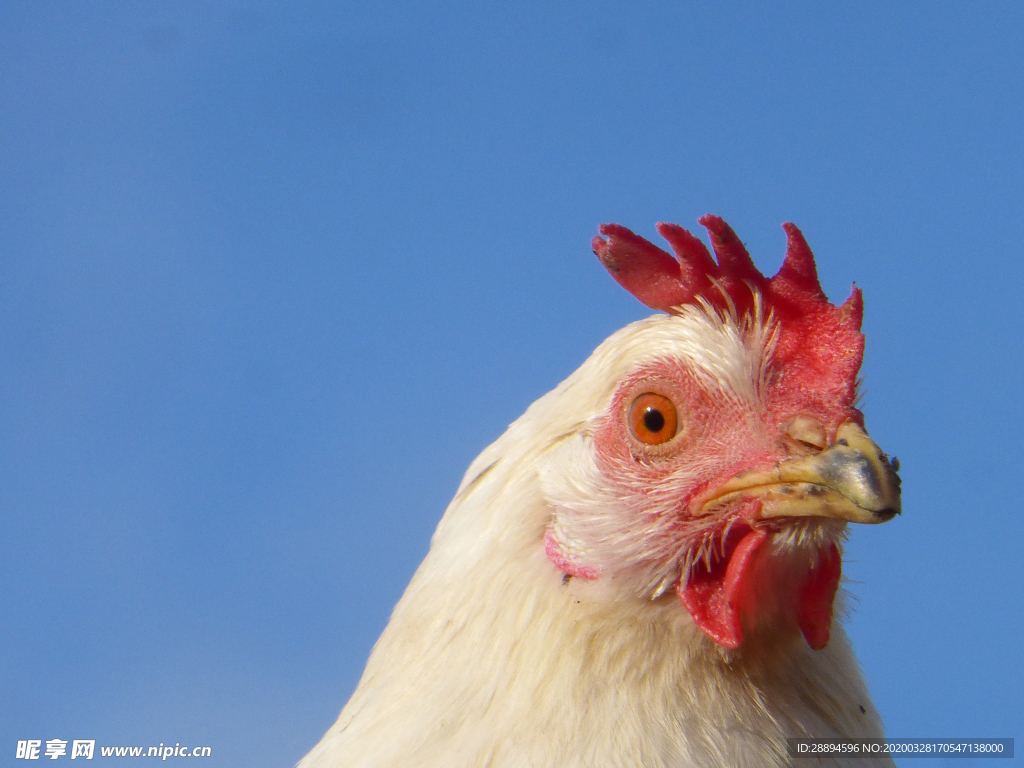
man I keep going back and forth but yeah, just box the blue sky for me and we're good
[1,2,1021,766]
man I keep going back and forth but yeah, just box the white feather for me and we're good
[298,306,892,768]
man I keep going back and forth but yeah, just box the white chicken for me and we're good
[298,215,901,768]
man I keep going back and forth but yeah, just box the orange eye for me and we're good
[628,393,679,445]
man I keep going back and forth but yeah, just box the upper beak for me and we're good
[700,422,902,525]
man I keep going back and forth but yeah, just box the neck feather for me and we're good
[300,459,887,768]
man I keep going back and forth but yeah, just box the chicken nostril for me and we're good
[782,415,828,451]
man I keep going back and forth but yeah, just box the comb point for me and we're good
[839,286,864,330]
[697,214,762,283]
[655,222,717,275]
[775,222,824,297]
[592,223,687,312]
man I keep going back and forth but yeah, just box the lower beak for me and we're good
[701,422,902,525]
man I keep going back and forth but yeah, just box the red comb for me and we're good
[593,216,864,410]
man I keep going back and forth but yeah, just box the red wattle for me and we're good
[678,528,767,649]
[678,531,842,651]
[797,543,842,650]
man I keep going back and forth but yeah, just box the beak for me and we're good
[701,422,902,525]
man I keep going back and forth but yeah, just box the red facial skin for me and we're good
[586,356,860,649]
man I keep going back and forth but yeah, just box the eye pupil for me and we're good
[643,408,665,433]
[628,392,680,446]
